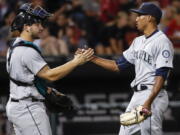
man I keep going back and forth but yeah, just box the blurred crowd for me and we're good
[0,0,180,57]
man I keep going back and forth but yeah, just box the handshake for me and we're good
[72,46,94,65]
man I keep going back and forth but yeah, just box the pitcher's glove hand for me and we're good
[120,105,151,126]
[45,88,75,113]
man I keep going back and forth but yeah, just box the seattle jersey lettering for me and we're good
[133,50,152,65]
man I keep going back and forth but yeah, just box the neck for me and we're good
[20,31,33,42]
[144,24,157,37]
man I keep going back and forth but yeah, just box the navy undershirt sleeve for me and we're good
[155,67,171,80]
[115,55,133,70]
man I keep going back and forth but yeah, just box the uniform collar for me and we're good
[145,29,159,39]
[14,37,41,52]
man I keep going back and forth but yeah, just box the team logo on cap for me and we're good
[162,50,170,58]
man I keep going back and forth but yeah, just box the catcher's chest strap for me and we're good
[7,40,42,86]
[9,76,33,86]
[8,40,42,67]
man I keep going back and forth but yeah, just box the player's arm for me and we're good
[37,48,94,81]
[89,39,134,72]
[143,67,171,110]
[90,55,133,72]
[143,39,174,110]
[91,56,119,72]
[37,61,79,81]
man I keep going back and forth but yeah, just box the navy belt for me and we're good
[132,85,148,92]
[11,98,44,102]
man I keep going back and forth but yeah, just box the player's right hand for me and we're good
[75,48,84,55]
[73,48,94,65]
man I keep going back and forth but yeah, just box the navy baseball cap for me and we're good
[130,2,162,24]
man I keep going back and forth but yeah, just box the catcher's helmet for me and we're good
[11,3,52,32]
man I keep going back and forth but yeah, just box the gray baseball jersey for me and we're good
[118,30,174,135]
[123,30,174,87]
[6,37,47,99]
[6,37,52,135]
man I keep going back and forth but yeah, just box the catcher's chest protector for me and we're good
[7,40,47,95]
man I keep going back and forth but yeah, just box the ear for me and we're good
[24,24,30,32]
[147,15,151,22]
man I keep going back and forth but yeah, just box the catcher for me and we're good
[6,3,94,135]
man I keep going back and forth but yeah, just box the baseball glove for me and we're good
[34,77,75,113]
[120,105,151,126]
[44,88,75,113]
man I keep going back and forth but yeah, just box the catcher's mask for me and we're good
[11,3,52,32]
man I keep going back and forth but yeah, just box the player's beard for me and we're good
[31,31,41,39]
[30,26,43,40]
[32,35,40,39]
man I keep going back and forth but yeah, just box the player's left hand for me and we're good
[142,102,151,116]
[120,105,151,126]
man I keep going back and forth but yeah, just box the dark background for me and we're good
[0,54,180,135]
